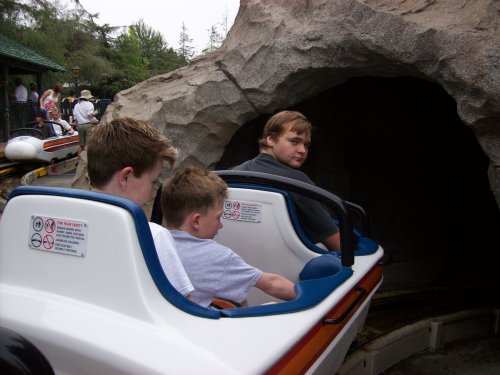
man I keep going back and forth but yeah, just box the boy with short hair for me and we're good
[232,110,341,251]
[87,117,194,298]
[161,165,296,308]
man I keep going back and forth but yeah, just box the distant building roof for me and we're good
[0,34,66,73]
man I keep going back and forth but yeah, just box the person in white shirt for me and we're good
[28,82,39,103]
[86,117,194,298]
[72,90,98,152]
[71,90,98,190]
[49,107,75,136]
[14,77,28,102]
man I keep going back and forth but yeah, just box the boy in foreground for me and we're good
[86,117,194,298]
[161,165,296,308]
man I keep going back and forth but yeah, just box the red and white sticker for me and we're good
[223,200,262,223]
[29,215,88,257]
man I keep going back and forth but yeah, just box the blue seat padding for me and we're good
[299,253,343,280]
[355,237,379,256]
[220,266,353,318]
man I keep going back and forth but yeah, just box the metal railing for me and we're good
[1,99,112,140]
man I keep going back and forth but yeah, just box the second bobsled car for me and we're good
[4,120,79,163]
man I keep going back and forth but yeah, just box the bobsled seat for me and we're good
[277,188,379,256]
[222,184,379,259]
[215,187,328,305]
[299,253,342,281]
[9,127,43,139]
[0,186,218,320]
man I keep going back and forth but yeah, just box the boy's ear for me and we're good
[117,166,133,188]
[266,135,276,146]
[188,212,202,231]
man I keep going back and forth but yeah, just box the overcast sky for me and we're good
[60,0,239,53]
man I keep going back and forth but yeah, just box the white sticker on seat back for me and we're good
[29,215,88,257]
[223,200,262,223]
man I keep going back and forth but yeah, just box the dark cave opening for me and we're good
[217,76,500,291]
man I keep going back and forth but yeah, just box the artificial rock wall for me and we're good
[103,0,500,206]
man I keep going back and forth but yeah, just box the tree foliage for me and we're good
[0,0,198,98]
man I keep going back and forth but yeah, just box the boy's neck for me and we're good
[168,224,206,240]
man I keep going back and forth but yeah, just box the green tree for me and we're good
[112,28,149,86]
[130,19,185,76]
[0,0,187,98]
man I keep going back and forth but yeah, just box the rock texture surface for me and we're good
[103,0,500,206]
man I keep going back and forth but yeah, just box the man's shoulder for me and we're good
[231,153,269,170]
[230,159,252,170]
[235,154,313,183]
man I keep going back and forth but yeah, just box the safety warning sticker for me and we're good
[223,200,262,223]
[29,215,88,257]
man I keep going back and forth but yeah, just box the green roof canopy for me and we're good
[0,34,66,74]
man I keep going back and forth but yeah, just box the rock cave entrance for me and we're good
[217,76,500,290]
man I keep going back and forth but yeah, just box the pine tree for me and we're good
[177,21,195,61]
[204,24,224,54]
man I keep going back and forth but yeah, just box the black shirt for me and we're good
[231,153,339,244]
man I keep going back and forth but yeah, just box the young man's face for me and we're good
[197,200,224,239]
[267,123,311,169]
[124,159,163,206]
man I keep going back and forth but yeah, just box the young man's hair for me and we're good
[88,117,178,188]
[161,166,228,227]
[258,110,312,150]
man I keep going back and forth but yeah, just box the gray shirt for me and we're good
[171,230,262,307]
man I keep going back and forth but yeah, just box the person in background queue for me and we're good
[14,77,28,102]
[71,89,98,189]
[40,83,63,111]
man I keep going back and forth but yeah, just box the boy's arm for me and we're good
[255,273,296,301]
[322,232,341,251]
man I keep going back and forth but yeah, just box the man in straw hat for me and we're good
[72,89,98,189]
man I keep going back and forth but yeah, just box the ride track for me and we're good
[0,156,77,215]
[338,285,500,374]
